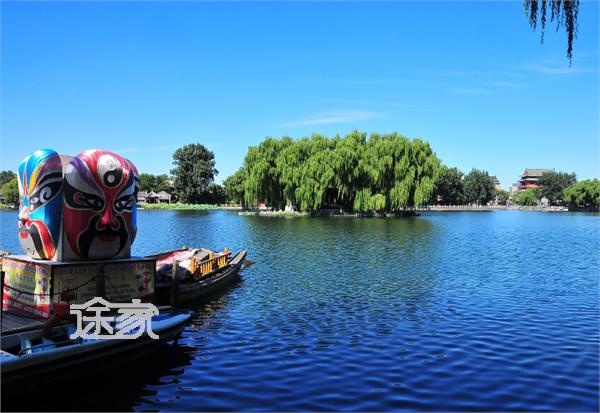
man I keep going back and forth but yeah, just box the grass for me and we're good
[140,202,220,210]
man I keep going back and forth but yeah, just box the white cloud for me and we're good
[280,110,385,128]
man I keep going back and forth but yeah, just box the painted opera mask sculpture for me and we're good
[17,149,64,260]
[17,149,139,261]
[63,150,138,260]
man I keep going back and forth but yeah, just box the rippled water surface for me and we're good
[1,210,599,411]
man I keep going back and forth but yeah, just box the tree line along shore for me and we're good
[223,131,599,213]
[1,132,598,213]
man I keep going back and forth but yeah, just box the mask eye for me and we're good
[28,179,62,212]
[64,180,104,211]
[27,171,63,213]
[74,192,105,211]
[114,194,134,213]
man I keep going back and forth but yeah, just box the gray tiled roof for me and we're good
[521,168,552,178]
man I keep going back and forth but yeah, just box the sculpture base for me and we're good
[1,255,155,319]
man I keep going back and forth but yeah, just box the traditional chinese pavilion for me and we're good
[518,168,553,191]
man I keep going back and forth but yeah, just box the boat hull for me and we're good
[1,312,190,389]
[154,250,247,305]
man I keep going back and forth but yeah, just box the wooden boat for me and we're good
[1,311,191,388]
[150,248,248,305]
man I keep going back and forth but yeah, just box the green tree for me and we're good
[371,193,387,213]
[495,189,510,206]
[563,179,600,209]
[360,133,441,211]
[0,170,16,186]
[353,188,372,212]
[1,178,19,206]
[331,131,368,210]
[293,135,337,211]
[171,144,218,204]
[242,131,442,213]
[433,166,465,205]
[524,0,579,63]
[352,190,386,213]
[154,174,172,192]
[277,136,314,208]
[516,188,540,206]
[538,170,576,205]
[243,137,290,209]
[139,173,173,193]
[223,168,246,204]
[463,169,495,205]
[138,173,156,192]
[204,183,226,204]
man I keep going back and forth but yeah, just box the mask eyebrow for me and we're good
[65,161,103,198]
[36,171,63,188]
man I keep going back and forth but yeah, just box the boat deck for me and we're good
[1,312,46,336]
[1,305,175,336]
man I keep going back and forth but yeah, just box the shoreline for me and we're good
[238,205,597,217]
[2,205,595,214]
[139,203,243,211]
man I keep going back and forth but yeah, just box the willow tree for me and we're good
[356,133,397,212]
[293,134,339,212]
[243,137,291,208]
[524,0,579,63]
[388,137,440,211]
[242,131,442,213]
[331,131,368,210]
[223,167,246,205]
[276,137,312,208]
[563,179,600,209]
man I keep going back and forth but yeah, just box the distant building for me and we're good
[137,191,149,204]
[138,190,173,204]
[518,168,553,191]
[156,191,172,204]
[490,176,503,192]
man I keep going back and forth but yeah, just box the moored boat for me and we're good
[1,311,191,388]
[150,248,248,305]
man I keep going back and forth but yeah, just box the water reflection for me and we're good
[0,210,598,411]
[1,284,245,412]
[2,342,195,412]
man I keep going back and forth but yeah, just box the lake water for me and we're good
[1,209,599,411]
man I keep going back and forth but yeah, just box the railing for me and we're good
[189,251,231,277]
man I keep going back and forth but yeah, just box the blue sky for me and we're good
[1,2,598,189]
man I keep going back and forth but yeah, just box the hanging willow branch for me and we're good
[524,0,579,64]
